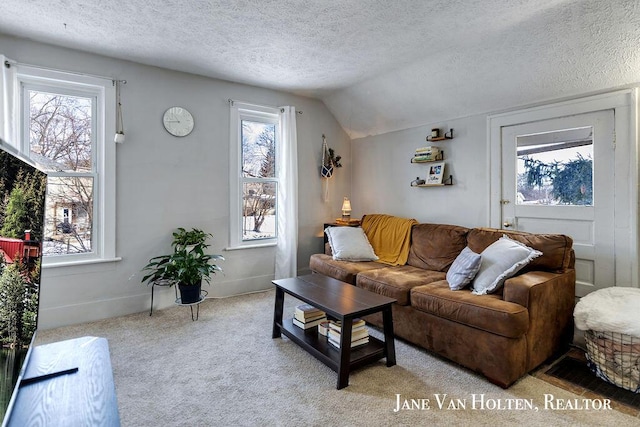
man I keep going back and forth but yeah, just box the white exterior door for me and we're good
[500,110,615,296]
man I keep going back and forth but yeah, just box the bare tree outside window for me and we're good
[28,91,95,255]
[241,120,277,240]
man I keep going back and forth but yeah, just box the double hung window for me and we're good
[17,67,116,265]
[229,103,280,249]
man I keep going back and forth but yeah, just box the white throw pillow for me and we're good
[472,235,542,295]
[446,246,482,290]
[325,227,378,262]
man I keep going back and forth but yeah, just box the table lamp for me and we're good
[341,197,352,221]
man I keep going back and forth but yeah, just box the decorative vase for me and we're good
[178,283,202,304]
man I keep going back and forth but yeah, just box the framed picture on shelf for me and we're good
[426,161,445,185]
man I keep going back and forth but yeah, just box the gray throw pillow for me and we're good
[325,226,378,261]
[472,235,542,295]
[446,246,482,290]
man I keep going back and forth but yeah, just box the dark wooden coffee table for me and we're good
[272,273,396,389]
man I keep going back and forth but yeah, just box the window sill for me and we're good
[42,257,122,269]
[225,242,276,251]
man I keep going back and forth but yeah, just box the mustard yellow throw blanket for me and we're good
[361,214,417,266]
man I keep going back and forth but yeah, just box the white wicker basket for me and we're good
[584,330,640,393]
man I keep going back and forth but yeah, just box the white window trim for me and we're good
[16,65,118,267]
[228,101,280,250]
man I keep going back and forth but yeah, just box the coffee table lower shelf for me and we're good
[272,274,396,389]
[278,318,387,371]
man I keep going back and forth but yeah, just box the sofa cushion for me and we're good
[407,223,470,271]
[467,228,573,273]
[324,226,378,261]
[446,246,482,290]
[309,254,386,286]
[356,265,446,306]
[411,282,529,338]
[472,236,542,295]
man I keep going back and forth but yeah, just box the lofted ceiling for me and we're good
[1,0,639,139]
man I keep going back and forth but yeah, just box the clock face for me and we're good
[162,107,194,137]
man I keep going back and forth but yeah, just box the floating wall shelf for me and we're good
[426,128,454,142]
[413,175,454,187]
[410,151,444,163]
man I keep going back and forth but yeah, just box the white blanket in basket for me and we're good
[574,287,640,337]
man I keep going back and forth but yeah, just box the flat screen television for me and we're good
[0,139,47,425]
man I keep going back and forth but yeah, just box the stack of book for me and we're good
[292,304,327,329]
[412,146,441,162]
[318,320,331,337]
[327,319,369,349]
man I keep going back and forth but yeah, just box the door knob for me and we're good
[503,222,512,228]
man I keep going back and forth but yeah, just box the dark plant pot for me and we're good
[321,165,334,178]
[178,283,201,304]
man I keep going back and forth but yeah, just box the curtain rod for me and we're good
[228,98,303,114]
[4,58,125,84]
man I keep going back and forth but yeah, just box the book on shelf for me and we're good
[318,321,331,336]
[412,147,441,162]
[327,318,370,348]
[328,327,369,343]
[414,146,440,154]
[328,336,370,349]
[294,311,326,323]
[292,316,327,330]
[294,304,325,319]
[328,319,365,333]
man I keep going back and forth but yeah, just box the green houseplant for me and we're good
[141,228,224,304]
[171,227,211,248]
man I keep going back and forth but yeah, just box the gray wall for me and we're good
[0,35,351,329]
[351,115,488,227]
[351,97,639,292]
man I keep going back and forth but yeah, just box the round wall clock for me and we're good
[162,106,194,137]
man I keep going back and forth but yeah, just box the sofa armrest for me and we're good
[503,270,576,370]
[325,242,332,256]
[503,271,572,308]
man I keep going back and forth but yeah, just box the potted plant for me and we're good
[171,227,210,250]
[321,136,342,179]
[141,228,224,304]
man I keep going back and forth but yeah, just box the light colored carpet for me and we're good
[37,290,639,426]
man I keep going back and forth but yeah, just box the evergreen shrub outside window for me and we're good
[517,135,593,206]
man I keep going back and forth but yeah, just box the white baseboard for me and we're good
[38,270,313,329]
[39,292,152,330]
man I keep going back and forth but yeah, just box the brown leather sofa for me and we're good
[309,223,576,388]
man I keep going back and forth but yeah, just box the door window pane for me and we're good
[516,127,593,206]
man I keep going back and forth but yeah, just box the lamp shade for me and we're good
[342,197,352,214]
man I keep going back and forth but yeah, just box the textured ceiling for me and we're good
[1,1,639,138]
